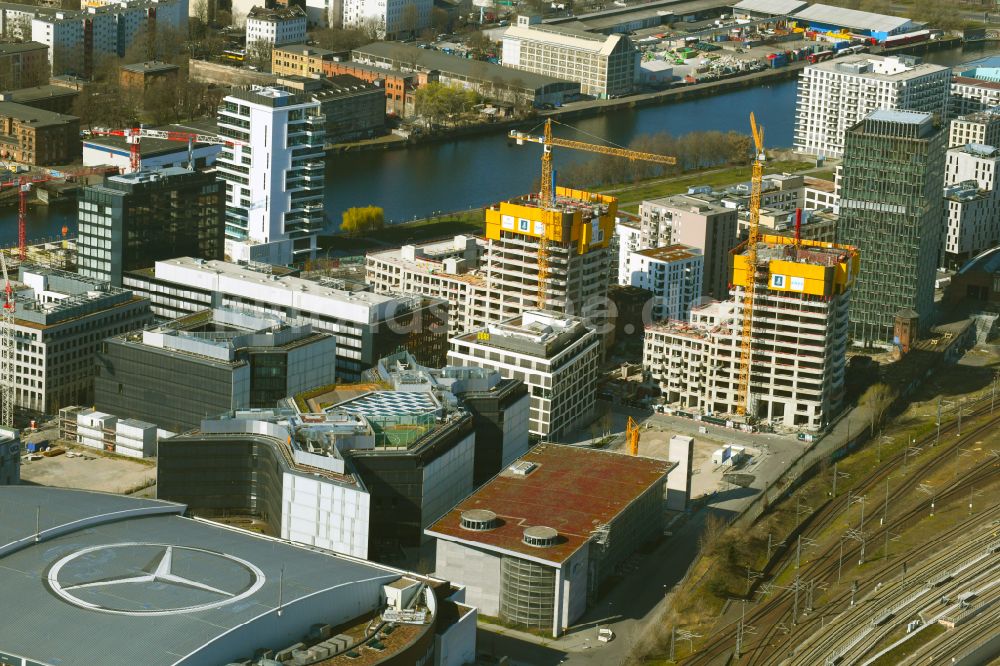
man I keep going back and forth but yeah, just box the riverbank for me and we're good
[318,154,823,253]
[325,35,966,157]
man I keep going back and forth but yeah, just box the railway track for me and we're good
[784,519,1000,665]
[679,397,1000,666]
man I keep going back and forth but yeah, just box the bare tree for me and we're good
[246,39,273,71]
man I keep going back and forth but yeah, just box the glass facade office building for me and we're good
[838,109,945,344]
[78,167,224,286]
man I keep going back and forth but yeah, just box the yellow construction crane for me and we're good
[510,119,678,308]
[626,416,640,456]
[736,113,766,417]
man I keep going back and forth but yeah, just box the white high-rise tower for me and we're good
[217,86,326,265]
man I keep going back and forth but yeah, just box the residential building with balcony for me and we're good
[794,54,950,158]
[217,85,326,265]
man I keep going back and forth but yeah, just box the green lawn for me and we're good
[605,159,815,211]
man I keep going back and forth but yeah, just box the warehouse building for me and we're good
[351,42,581,107]
[426,444,672,637]
[731,0,807,19]
[502,15,638,98]
[447,310,599,439]
[277,73,385,143]
[0,486,476,666]
[644,236,859,429]
[122,257,449,380]
[82,119,224,172]
[794,54,950,158]
[95,308,337,433]
[791,4,914,42]
[0,99,78,165]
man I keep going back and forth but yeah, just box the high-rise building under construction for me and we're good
[366,187,614,333]
[644,235,859,430]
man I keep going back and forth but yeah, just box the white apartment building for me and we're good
[342,0,431,39]
[122,257,449,381]
[366,235,488,335]
[366,188,615,337]
[621,244,703,322]
[794,54,951,158]
[614,218,643,286]
[502,14,638,98]
[448,311,599,439]
[639,194,738,301]
[217,86,326,264]
[8,267,152,414]
[245,5,307,48]
[19,0,186,76]
[644,236,859,430]
[949,109,1000,148]
[942,143,1000,268]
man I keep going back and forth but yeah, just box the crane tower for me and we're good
[510,119,677,308]
[735,113,766,417]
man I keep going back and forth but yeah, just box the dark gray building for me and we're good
[95,308,336,433]
[277,74,386,143]
[838,109,946,343]
[77,167,224,286]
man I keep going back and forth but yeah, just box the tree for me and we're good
[401,4,419,37]
[310,27,371,51]
[341,206,385,235]
[414,82,481,124]
[863,382,895,437]
[246,39,273,71]
[465,31,493,56]
[431,7,451,33]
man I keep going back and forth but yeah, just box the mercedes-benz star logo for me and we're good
[47,542,267,616]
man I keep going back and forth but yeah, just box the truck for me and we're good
[807,50,833,63]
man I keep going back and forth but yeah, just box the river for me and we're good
[5,42,1000,245]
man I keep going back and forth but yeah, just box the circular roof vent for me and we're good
[461,509,498,531]
[523,526,558,548]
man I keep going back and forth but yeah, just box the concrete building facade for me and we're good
[501,15,638,98]
[838,109,945,342]
[639,194,738,300]
[245,5,307,47]
[8,267,152,414]
[123,257,449,380]
[794,54,950,158]
[621,244,703,322]
[366,187,614,336]
[447,311,599,439]
[942,143,1000,269]
[217,86,326,264]
[643,236,859,429]
[342,0,431,38]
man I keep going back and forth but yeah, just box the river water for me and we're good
[6,42,1000,245]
